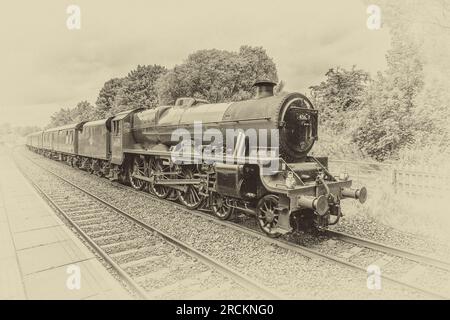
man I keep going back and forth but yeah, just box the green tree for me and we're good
[353,27,424,161]
[95,78,126,118]
[413,74,450,149]
[70,101,95,122]
[48,107,74,128]
[48,101,95,128]
[94,65,167,117]
[111,65,167,114]
[234,45,279,100]
[309,66,370,131]
[156,46,278,104]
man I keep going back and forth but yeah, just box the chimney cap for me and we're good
[252,79,277,87]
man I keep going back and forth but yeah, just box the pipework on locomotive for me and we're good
[26,80,367,237]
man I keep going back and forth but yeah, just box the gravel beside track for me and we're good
[292,233,450,298]
[333,215,450,262]
[17,148,442,299]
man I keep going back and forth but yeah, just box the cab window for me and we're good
[113,121,121,135]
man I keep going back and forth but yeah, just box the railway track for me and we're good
[325,230,450,272]
[174,209,450,299]
[14,152,282,300]
[18,149,450,299]
[110,173,450,300]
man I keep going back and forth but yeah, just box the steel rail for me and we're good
[326,230,450,272]
[16,152,283,300]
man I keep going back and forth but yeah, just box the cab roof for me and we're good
[112,108,144,121]
[83,118,111,127]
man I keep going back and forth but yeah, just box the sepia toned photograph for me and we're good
[1,0,449,309]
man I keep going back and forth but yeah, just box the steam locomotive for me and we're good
[26,80,367,237]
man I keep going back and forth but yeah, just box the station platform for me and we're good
[0,148,131,299]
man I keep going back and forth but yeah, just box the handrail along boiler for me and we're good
[26,80,367,237]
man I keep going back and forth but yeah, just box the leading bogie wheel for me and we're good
[256,194,282,238]
[211,193,234,220]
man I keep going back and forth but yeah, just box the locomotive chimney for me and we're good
[253,80,277,99]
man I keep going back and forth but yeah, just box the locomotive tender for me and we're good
[26,80,367,237]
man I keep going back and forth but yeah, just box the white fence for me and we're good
[328,160,450,197]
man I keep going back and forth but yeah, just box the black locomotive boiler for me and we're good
[26,80,367,237]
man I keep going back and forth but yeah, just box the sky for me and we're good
[0,0,391,127]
